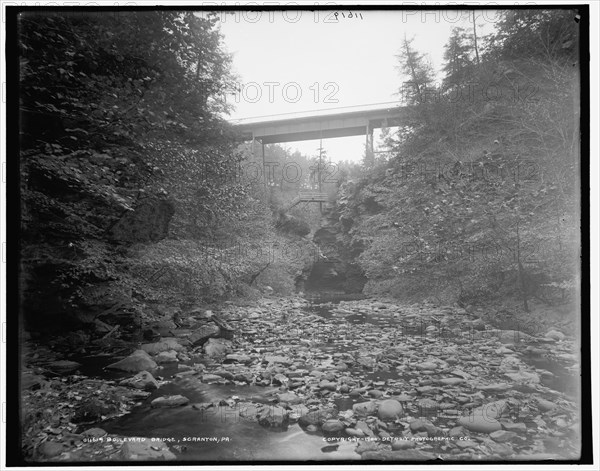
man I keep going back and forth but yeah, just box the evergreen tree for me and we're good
[396,35,435,104]
[442,27,473,86]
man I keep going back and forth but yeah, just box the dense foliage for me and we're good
[19,11,316,333]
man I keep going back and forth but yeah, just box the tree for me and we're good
[471,11,481,65]
[442,27,474,85]
[396,35,435,104]
[483,9,579,63]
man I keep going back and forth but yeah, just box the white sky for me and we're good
[216,9,498,162]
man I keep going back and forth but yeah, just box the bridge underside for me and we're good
[232,107,408,147]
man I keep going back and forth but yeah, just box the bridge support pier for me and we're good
[365,121,374,166]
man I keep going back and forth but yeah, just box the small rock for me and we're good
[345,427,365,438]
[299,407,337,427]
[47,360,81,373]
[353,401,377,417]
[264,355,292,365]
[355,420,375,437]
[225,353,252,364]
[391,439,416,450]
[545,330,566,341]
[258,405,288,428]
[202,374,226,383]
[140,342,171,355]
[449,425,466,437]
[504,370,540,383]
[490,430,518,442]
[321,419,345,433]
[204,338,231,357]
[151,395,189,408]
[72,398,114,424]
[501,421,527,432]
[39,441,66,458]
[368,389,384,399]
[277,392,302,404]
[121,439,176,460]
[189,324,220,346]
[439,377,464,386]
[456,439,478,449]
[356,440,379,454]
[81,427,107,438]
[416,361,438,370]
[458,414,502,433]
[361,449,435,460]
[319,380,336,391]
[155,350,178,364]
[536,397,558,412]
[107,350,157,373]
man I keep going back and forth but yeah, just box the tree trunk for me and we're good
[472,11,480,65]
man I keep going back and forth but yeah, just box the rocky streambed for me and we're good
[21,296,581,462]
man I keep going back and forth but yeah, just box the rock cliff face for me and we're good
[303,203,366,294]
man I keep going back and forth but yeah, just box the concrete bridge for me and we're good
[229,102,408,165]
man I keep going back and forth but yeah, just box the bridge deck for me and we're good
[231,103,408,144]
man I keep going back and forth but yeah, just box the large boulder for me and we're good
[377,399,404,421]
[189,323,221,346]
[107,350,157,373]
[204,338,232,357]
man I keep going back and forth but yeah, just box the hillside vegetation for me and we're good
[334,10,580,325]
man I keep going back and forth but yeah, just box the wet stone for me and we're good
[151,395,189,408]
[361,449,436,461]
[81,427,107,438]
[48,360,81,373]
[258,405,288,429]
[119,371,159,391]
[155,350,178,363]
[225,353,252,364]
[345,427,365,438]
[353,401,377,417]
[501,421,527,432]
[377,399,404,421]
[458,414,502,434]
[391,439,416,450]
[490,430,519,442]
[39,441,67,458]
[322,419,345,433]
[107,350,157,373]
[319,380,337,391]
[120,439,176,460]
